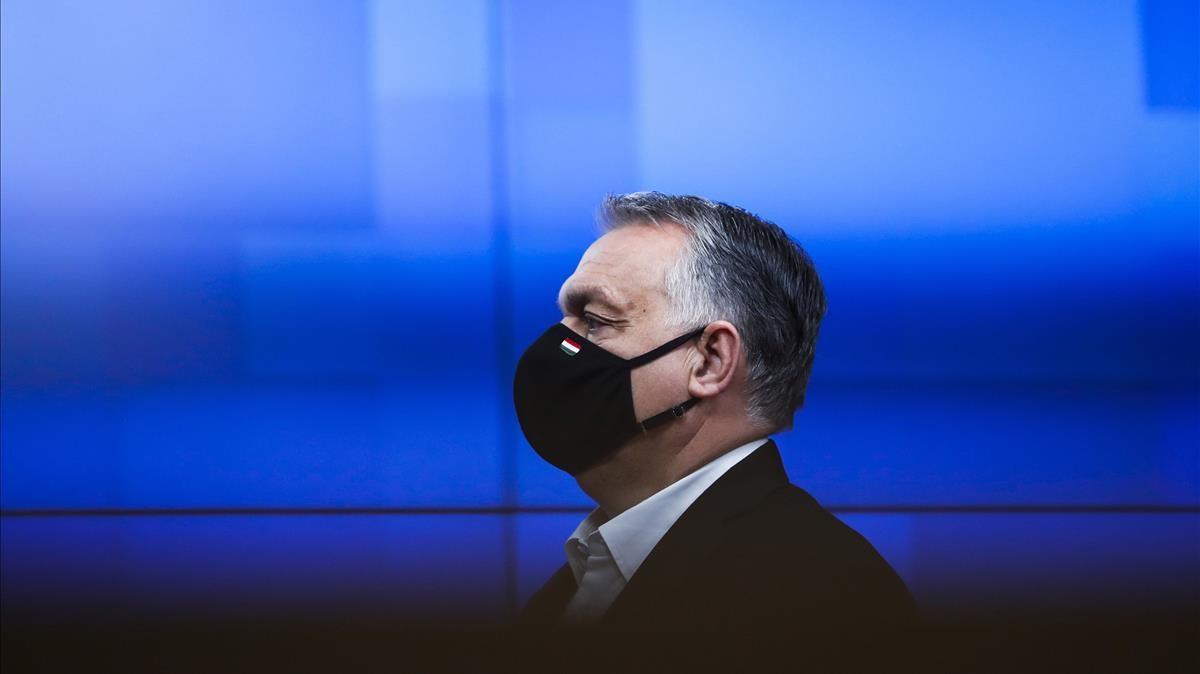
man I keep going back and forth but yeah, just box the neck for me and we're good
[575,418,765,517]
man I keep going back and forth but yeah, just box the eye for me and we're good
[583,314,609,336]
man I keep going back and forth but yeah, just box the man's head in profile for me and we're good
[515,191,825,509]
[512,192,915,670]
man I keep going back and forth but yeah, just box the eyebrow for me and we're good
[557,283,629,317]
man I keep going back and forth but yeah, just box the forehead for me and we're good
[557,224,687,314]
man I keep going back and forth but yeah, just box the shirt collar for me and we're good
[564,436,771,584]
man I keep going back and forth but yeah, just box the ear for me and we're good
[687,320,741,400]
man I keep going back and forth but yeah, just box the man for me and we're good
[511,192,919,672]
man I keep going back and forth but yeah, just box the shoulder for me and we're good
[742,484,887,562]
[711,482,918,621]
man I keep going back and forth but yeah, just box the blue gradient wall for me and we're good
[2,0,1197,620]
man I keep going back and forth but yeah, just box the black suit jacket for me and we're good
[516,439,921,673]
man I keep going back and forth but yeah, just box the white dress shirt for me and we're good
[560,436,771,623]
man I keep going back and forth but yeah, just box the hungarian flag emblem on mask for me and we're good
[559,337,581,356]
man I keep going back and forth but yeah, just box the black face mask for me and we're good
[512,322,707,476]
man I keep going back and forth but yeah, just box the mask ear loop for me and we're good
[639,396,700,432]
[623,325,709,432]
[623,325,708,368]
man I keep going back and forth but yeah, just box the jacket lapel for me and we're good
[517,439,790,628]
[517,562,576,627]
[600,439,789,627]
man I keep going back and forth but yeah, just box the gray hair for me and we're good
[598,191,827,432]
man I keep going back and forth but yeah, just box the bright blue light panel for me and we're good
[1140,0,1200,109]
[0,0,505,508]
[1,515,509,619]
[514,0,1199,506]
[908,512,1200,611]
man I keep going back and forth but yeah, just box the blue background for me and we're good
[1,0,1197,619]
